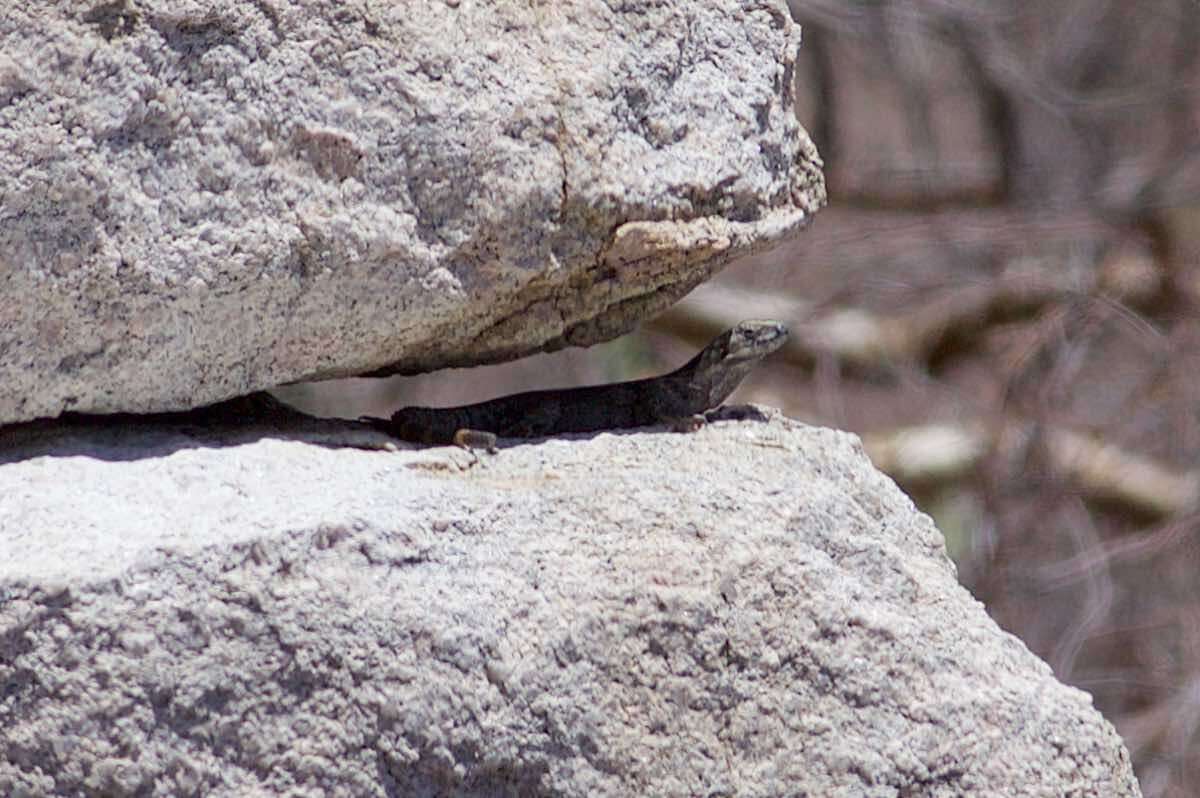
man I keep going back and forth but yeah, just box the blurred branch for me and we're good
[863,423,987,485]
[864,421,1200,520]
[1041,426,1200,518]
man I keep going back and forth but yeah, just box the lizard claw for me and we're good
[453,428,499,454]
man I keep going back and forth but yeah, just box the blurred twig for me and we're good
[865,421,1200,520]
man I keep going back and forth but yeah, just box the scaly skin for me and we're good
[366,320,789,446]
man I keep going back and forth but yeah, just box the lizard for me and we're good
[362,319,788,450]
[2,321,786,459]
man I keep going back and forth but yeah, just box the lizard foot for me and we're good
[453,428,499,454]
[668,414,708,434]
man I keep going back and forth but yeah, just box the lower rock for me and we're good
[0,412,1140,796]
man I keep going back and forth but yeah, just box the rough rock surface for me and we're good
[0,411,1140,797]
[0,0,824,426]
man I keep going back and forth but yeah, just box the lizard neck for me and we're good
[666,344,762,414]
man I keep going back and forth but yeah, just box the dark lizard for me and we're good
[364,319,788,449]
[2,321,786,459]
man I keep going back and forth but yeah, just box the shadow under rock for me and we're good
[0,393,403,465]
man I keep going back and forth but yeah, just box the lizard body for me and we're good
[10,321,786,456]
[367,320,787,446]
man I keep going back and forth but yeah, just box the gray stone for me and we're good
[0,412,1140,796]
[0,0,824,426]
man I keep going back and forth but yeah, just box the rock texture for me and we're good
[0,0,824,426]
[0,411,1140,797]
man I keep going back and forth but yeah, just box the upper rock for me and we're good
[0,0,824,425]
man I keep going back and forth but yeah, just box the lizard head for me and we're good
[719,319,789,363]
[675,320,789,414]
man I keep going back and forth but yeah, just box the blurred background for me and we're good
[278,2,1200,794]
